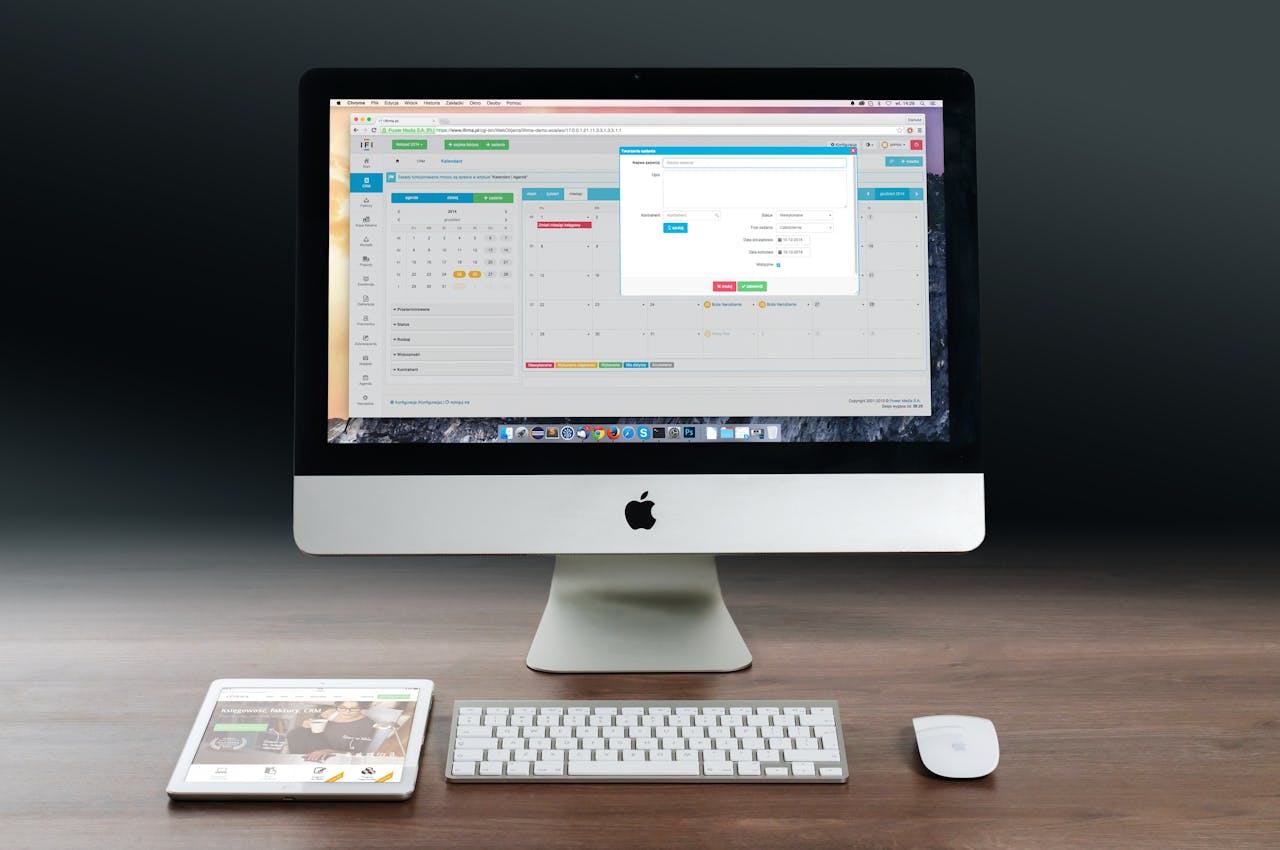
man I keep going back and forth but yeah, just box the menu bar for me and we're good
[331,99,943,108]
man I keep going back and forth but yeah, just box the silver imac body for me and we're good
[295,69,983,673]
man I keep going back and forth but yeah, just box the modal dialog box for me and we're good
[618,146,859,298]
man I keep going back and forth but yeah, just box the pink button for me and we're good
[713,281,737,292]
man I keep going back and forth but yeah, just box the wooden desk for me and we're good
[2,530,1276,848]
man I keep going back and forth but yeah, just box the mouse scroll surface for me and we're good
[913,715,999,779]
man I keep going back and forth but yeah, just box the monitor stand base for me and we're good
[526,555,753,673]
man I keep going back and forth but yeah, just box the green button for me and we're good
[597,361,623,369]
[391,139,428,150]
[213,723,269,732]
[377,693,411,700]
[473,193,513,204]
[444,139,510,150]
[737,281,768,292]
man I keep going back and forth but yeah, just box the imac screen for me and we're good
[326,98,948,444]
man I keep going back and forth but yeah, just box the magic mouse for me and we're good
[913,715,999,779]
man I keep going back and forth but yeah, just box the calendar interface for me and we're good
[337,99,942,426]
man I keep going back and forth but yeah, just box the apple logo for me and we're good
[625,491,656,530]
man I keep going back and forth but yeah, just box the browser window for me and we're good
[184,687,421,784]
[328,99,945,443]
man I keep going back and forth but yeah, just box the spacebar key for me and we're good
[568,761,701,777]
[784,749,842,763]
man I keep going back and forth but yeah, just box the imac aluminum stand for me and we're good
[526,555,753,673]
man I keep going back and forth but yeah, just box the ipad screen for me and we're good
[184,685,423,784]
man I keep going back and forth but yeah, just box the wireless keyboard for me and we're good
[445,700,848,783]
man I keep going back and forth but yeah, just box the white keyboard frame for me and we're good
[444,699,848,784]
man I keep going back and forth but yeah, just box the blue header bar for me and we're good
[522,188,564,201]
[857,187,924,201]
[619,146,853,156]
[391,192,473,203]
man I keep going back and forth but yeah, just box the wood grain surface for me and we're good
[2,529,1276,849]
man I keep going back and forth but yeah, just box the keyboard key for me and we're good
[738,762,762,776]
[568,750,591,761]
[452,761,475,776]
[784,749,842,763]
[791,762,816,776]
[506,761,530,776]
[452,748,486,761]
[676,750,699,762]
[479,761,504,776]
[458,706,483,715]
[820,768,844,777]
[457,737,496,750]
[622,750,646,762]
[703,762,734,776]
[569,761,700,777]
[534,762,564,776]
[765,766,790,776]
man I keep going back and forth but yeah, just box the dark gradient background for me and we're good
[3,0,1277,539]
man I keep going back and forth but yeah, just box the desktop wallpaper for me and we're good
[326,105,951,444]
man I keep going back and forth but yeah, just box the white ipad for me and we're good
[166,678,433,800]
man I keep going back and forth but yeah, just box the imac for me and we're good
[294,69,982,673]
